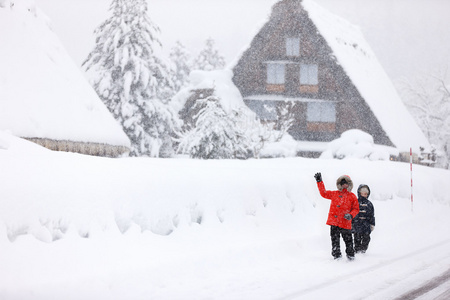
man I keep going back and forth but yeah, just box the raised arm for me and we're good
[315,177,333,200]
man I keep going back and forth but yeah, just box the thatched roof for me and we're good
[0,3,130,157]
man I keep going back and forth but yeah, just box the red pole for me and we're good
[410,147,413,212]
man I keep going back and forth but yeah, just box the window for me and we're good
[286,37,300,56]
[267,63,285,84]
[259,101,277,121]
[307,102,336,122]
[300,64,318,85]
[244,100,277,121]
[307,101,336,132]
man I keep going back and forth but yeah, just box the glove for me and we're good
[370,225,375,232]
[344,213,352,220]
[314,172,322,182]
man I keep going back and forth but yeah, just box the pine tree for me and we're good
[192,38,226,71]
[169,41,192,93]
[177,96,248,159]
[83,0,179,157]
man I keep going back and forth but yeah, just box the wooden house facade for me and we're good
[232,0,396,151]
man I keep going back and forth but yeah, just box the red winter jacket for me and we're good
[317,175,359,230]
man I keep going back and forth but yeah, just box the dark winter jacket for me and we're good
[317,175,359,230]
[352,184,375,234]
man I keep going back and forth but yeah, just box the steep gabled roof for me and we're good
[233,0,429,153]
[300,0,429,153]
[0,5,130,151]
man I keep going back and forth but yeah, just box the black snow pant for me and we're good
[354,233,371,253]
[330,225,355,259]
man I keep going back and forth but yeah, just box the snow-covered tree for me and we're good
[83,0,179,157]
[232,107,270,158]
[177,93,295,159]
[401,69,450,168]
[238,111,293,159]
[177,96,248,159]
[192,38,226,71]
[275,101,295,140]
[169,41,192,93]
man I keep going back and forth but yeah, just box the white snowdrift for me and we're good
[320,129,399,160]
[1,131,450,299]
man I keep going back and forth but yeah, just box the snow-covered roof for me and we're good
[171,69,253,115]
[301,0,429,152]
[0,5,130,148]
[232,0,430,153]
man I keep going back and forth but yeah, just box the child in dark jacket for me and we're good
[352,184,375,253]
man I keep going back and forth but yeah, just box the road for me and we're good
[395,268,450,299]
[278,239,450,300]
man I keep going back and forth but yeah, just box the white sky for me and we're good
[34,0,450,84]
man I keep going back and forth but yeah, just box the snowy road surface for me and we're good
[396,268,450,300]
[278,239,450,299]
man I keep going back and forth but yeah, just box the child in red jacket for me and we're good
[314,172,360,260]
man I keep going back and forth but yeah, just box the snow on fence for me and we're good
[25,138,129,157]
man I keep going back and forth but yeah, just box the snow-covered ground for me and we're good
[1,130,450,299]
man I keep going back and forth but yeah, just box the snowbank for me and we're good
[320,129,399,160]
[1,132,450,299]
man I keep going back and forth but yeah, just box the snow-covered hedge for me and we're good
[320,129,399,161]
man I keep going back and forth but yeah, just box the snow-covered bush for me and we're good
[177,96,249,159]
[239,114,295,158]
[173,69,295,159]
[259,134,298,158]
[320,129,396,161]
